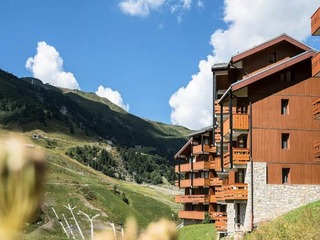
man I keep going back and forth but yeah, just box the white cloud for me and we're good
[169,0,318,130]
[119,0,165,17]
[119,0,201,18]
[96,85,129,112]
[26,41,80,90]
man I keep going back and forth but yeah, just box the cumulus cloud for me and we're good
[26,41,80,90]
[119,0,202,18]
[169,0,318,130]
[96,85,129,112]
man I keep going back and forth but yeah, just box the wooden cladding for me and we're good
[312,52,320,77]
[223,148,250,168]
[223,114,249,136]
[312,97,320,119]
[311,7,320,36]
[314,141,320,159]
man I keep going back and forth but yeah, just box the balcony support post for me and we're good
[212,71,217,146]
[201,134,204,153]
[229,91,233,169]
[178,158,181,188]
[249,101,254,231]
[220,103,224,172]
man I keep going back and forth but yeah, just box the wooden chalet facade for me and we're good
[175,12,320,235]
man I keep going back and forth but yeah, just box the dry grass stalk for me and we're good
[0,137,46,239]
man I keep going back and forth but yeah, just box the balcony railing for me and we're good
[176,178,211,188]
[175,194,210,204]
[223,148,250,168]
[215,183,248,201]
[214,102,229,115]
[215,187,225,202]
[223,183,248,201]
[193,144,216,155]
[210,177,228,186]
[214,215,228,232]
[314,141,320,158]
[175,161,210,173]
[312,97,320,119]
[178,211,205,220]
[223,114,249,137]
[210,212,227,220]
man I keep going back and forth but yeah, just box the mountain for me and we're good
[0,69,190,159]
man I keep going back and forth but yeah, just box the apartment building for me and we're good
[175,9,320,236]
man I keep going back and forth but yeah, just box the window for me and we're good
[282,168,290,184]
[269,52,276,63]
[280,70,295,82]
[281,133,290,149]
[281,99,289,115]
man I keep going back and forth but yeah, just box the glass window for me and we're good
[282,168,290,184]
[281,99,289,115]
[282,133,290,149]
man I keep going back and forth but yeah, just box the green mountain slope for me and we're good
[0,69,190,160]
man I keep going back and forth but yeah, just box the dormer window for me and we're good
[269,52,276,63]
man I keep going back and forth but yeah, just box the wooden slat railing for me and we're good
[175,194,210,204]
[210,177,228,186]
[178,211,205,220]
[223,183,248,200]
[214,215,228,231]
[223,114,249,136]
[223,148,250,167]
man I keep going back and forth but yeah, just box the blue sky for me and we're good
[0,0,319,130]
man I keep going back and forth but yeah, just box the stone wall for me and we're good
[241,162,320,232]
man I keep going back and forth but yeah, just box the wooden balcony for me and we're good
[215,187,225,202]
[175,163,191,173]
[175,161,210,173]
[210,212,227,220]
[178,211,205,220]
[215,183,248,201]
[214,215,227,232]
[312,97,320,119]
[175,194,210,204]
[192,144,216,155]
[214,102,229,115]
[223,148,250,168]
[210,177,228,186]
[311,7,320,36]
[223,114,249,137]
[176,178,210,188]
[314,141,320,158]
[312,53,320,78]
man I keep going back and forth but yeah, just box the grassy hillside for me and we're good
[178,224,216,240]
[0,128,182,239]
[245,200,320,240]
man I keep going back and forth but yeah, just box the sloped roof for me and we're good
[174,137,192,159]
[219,50,317,102]
[233,50,316,91]
[230,34,312,63]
